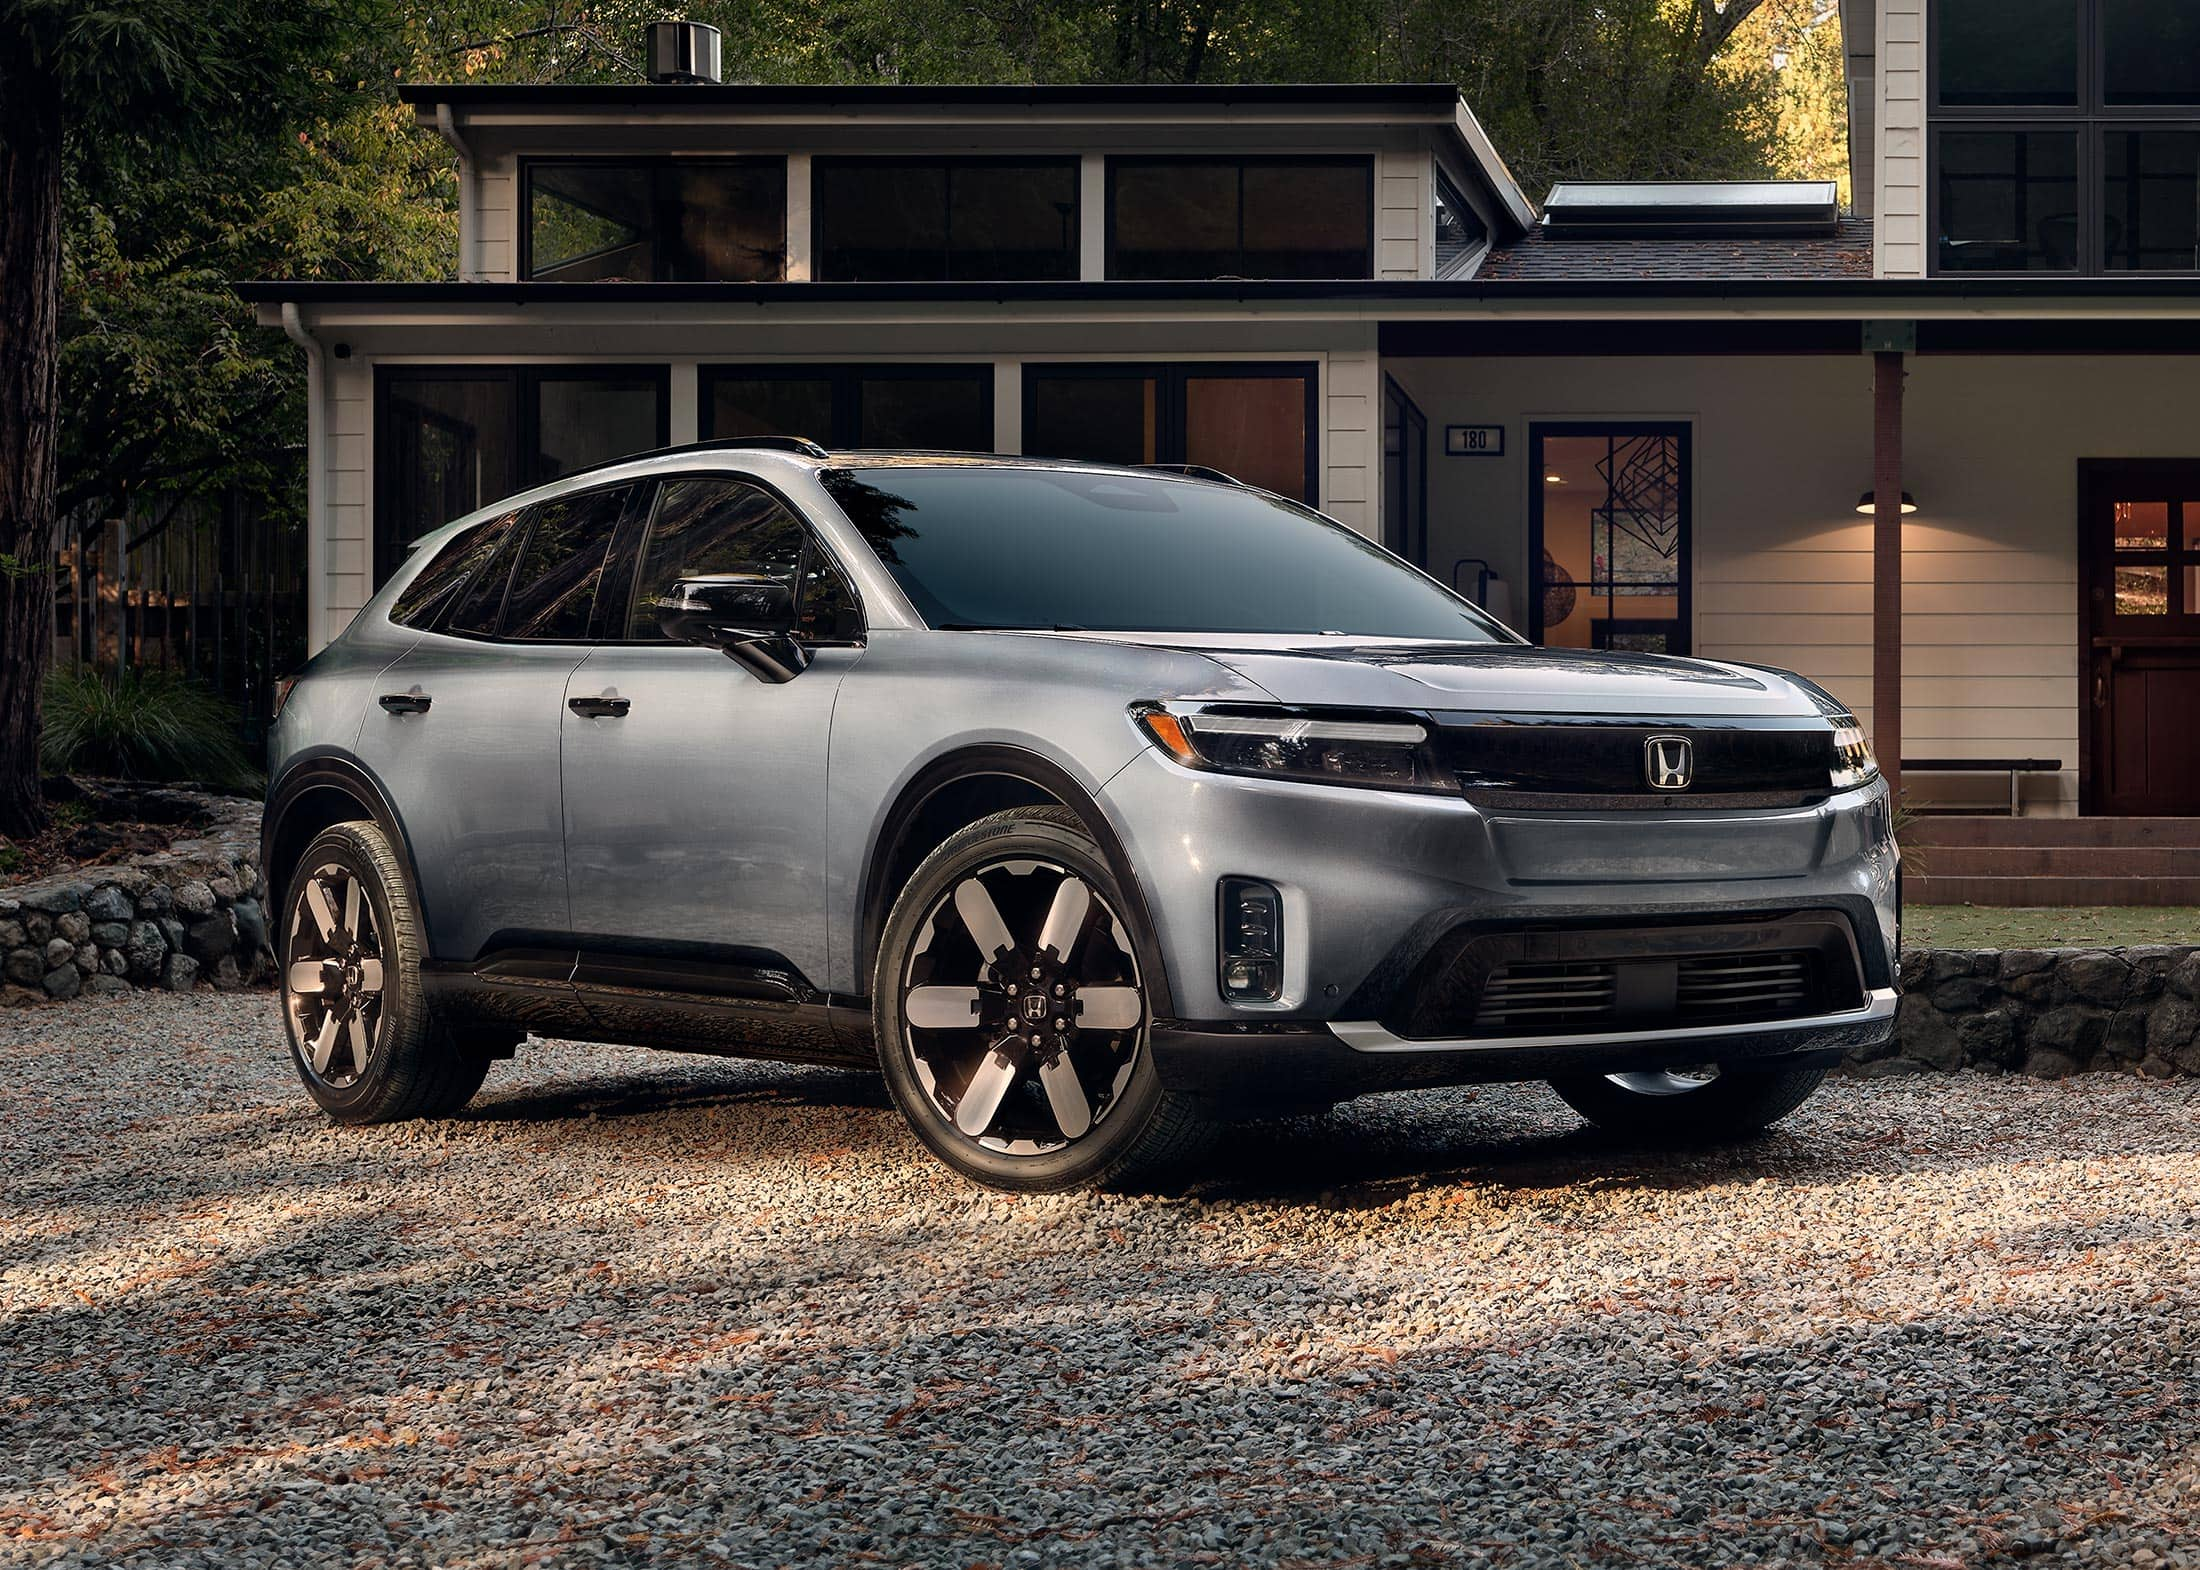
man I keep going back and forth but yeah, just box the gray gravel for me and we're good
[3,992,2196,1569]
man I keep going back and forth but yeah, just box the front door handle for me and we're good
[378,693,432,715]
[567,695,632,719]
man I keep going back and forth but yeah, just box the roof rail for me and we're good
[1139,463,1242,486]
[688,435,831,460]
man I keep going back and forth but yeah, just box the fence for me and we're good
[50,494,307,756]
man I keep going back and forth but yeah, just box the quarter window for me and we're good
[526,160,787,282]
[390,511,521,630]
[499,486,636,641]
[813,159,1078,281]
[1107,158,1371,279]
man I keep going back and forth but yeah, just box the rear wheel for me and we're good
[280,821,493,1124]
[874,807,1209,1191]
[1546,1061,1828,1141]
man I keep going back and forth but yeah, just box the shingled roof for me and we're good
[1477,215,1875,283]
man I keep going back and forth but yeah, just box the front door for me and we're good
[2081,461,2200,815]
[1529,423,1692,655]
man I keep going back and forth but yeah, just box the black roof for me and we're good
[397,81,1466,110]
[1477,216,1876,284]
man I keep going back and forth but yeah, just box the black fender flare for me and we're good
[262,753,436,954]
[857,745,1176,1021]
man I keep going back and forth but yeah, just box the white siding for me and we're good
[1376,147,1425,280]
[1323,339,1382,538]
[325,358,374,638]
[476,150,518,281]
[1876,0,1927,278]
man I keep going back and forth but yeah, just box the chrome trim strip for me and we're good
[1328,986,1898,1055]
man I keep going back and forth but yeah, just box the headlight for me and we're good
[1830,715,1878,790]
[1133,703,1456,793]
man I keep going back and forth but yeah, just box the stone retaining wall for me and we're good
[1854,945,2200,1080]
[1,789,270,1004]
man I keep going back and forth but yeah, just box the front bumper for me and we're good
[1152,988,1896,1106]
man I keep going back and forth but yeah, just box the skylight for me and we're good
[1541,180,1840,237]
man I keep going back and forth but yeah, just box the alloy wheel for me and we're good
[900,858,1146,1155]
[284,862,385,1090]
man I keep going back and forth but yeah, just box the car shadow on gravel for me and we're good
[462,1061,893,1125]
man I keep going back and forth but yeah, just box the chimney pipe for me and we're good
[647,21,722,84]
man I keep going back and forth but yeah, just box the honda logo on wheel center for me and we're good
[1022,993,1050,1021]
[1645,735,1694,791]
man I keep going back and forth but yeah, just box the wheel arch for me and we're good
[857,746,1175,1020]
[263,755,435,955]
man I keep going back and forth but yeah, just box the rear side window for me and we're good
[623,478,861,641]
[389,511,520,629]
[500,484,635,640]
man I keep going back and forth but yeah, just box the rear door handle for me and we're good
[378,693,432,715]
[567,695,632,719]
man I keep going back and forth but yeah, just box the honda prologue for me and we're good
[266,441,1898,1190]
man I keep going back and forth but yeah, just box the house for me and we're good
[239,2,2200,903]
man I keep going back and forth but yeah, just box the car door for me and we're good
[560,474,864,996]
[354,482,638,965]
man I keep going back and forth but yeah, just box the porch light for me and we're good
[1855,490,1918,515]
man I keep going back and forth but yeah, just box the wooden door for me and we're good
[2081,461,2200,815]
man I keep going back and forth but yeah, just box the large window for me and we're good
[375,366,667,583]
[1022,363,1317,503]
[813,159,1078,281]
[701,365,995,452]
[1107,158,1371,279]
[1932,0,2200,272]
[525,160,786,282]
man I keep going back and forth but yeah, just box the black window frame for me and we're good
[373,363,671,584]
[1020,360,1321,505]
[425,477,650,645]
[698,363,996,452]
[519,156,789,283]
[1104,156,1375,281]
[1929,0,2200,274]
[596,470,868,648]
[809,156,1081,282]
[1526,421,1694,656]
[1431,164,1490,279]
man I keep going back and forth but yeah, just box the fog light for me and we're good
[1219,878,1283,1001]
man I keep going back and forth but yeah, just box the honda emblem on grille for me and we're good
[1644,734,1694,791]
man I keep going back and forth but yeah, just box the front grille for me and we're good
[1388,914,1867,1042]
[1430,721,1836,808]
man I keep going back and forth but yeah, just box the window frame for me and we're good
[373,363,671,584]
[595,470,869,648]
[697,362,996,452]
[1431,162,1492,280]
[519,156,789,283]
[1103,155,1375,281]
[1019,360,1321,505]
[1525,420,1694,656]
[809,155,1081,282]
[1928,0,2200,274]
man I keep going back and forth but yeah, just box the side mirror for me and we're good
[654,571,811,683]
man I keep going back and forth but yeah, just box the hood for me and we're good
[1086,635,1830,720]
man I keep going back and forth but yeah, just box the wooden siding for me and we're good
[1876,0,1927,278]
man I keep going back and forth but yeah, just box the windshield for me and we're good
[819,465,1508,639]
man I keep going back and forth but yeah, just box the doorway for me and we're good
[1382,376,1428,565]
[2080,460,2200,815]
[1528,423,1692,654]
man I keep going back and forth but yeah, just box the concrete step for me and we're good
[1906,873,2200,909]
[1906,816,2200,849]
[1918,846,2200,879]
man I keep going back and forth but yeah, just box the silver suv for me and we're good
[266,440,1898,1190]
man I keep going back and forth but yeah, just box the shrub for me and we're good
[40,666,259,790]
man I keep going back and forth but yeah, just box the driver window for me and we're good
[625,478,860,641]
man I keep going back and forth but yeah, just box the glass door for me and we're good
[1528,423,1691,655]
[2080,461,2200,814]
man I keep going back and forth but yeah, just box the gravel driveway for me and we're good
[3,992,2195,1569]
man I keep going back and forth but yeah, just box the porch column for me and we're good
[1871,348,1906,801]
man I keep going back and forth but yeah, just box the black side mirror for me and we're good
[655,571,811,683]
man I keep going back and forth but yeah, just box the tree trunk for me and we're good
[0,48,63,837]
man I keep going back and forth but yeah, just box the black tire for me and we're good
[873,806,1210,1192]
[278,821,493,1124]
[1547,1062,1828,1141]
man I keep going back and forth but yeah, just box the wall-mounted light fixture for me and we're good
[1855,490,1918,515]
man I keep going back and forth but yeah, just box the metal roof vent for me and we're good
[647,20,722,84]
[1540,180,1840,239]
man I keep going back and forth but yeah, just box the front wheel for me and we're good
[874,807,1210,1191]
[1546,1062,1828,1141]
